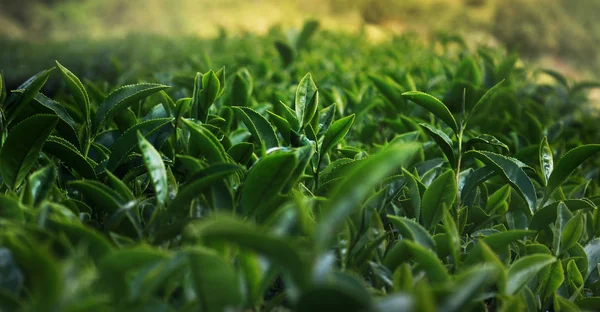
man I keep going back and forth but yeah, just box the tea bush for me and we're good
[0,22,600,311]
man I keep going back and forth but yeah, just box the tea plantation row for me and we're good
[1,24,600,311]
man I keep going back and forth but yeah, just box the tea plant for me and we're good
[0,23,600,311]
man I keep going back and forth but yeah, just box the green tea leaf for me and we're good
[43,135,97,179]
[137,132,168,207]
[467,150,537,214]
[529,199,595,231]
[227,142,254,166]
[32,92,78,140]
[24,165,56,208]
[0,195,25,221]
[231,68,253,106]
[506,254,556,295]
[387,215,436,250]
[274,41,295,67]
[539,136,553,186]
[5,68,53,124]
[69,180,124,214]
[486,184,510,214]
[402,91,458,134]
[464,230,534,266]
[420,123,455,164]
[56,61,90,122]
[192,70,220,122]
[464,134,509,152]
[295,19,320,51]
[368,74,405,107]
[170,163,242,213]
[537,259,564,300]
[93,83,169,133]
[321,114,355,156]
[240,152,297,219]
[233,106,279,151]
[442,209,461,267]
[421,169,456,230]
[105,170,134,202]
[296,276,372,312]
[440,265,497,312]
[182,118,229,164]
[187,247,243,312]
[560,212,583,255]
[315,143,420,251]
[567,259,584,288]
[467,80,505,121]
[583,238,600,280]
[106,117,173,171]
[295,73,319,129]
[404,240,450,282]
[0,114,58,189]
[185,217,309,289]
[546,144,600,198]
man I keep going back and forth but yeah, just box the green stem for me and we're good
[83,123,92,158]
[454,125,464,218]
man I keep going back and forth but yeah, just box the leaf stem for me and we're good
[455,125,464,218]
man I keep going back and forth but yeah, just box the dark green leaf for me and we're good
[5,68,53,124]
[440,266,497,312]
[467,150,537,214]
[296,276,372,312]
[274,41,295,67]
[404,240,450,282]
[530,199,595,231]
[106,117,173,171]
[402,91,458,134]
[93,83,169,133]
[419,123,455,165]
[170,163,242,213]
[69,180,124,214]
[467,80,505,120]
[227,142,254,166]
[267,110,292,143]
[0,114,58,189]
[387,215,436,250]
[43,135,97,179]
[465,134,509,152]
[321,114,355,156]
[315,143,420,251]
[240,152,297,219]
[421,169,456,230]
[185,217,309,289]
[233,106,279,150]
[56,61,90,122]
[187,247,243,312]
[231,68,253,106]
[0,195,25,221]
[506,254,556,295]
[182,118,229,164]
[537,259,564,300]
[464,230,535,266]
[546,144,600,198]
[560,212,583,255]
[24,165,55,208]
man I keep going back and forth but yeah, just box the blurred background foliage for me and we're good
[0,0,598,79]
